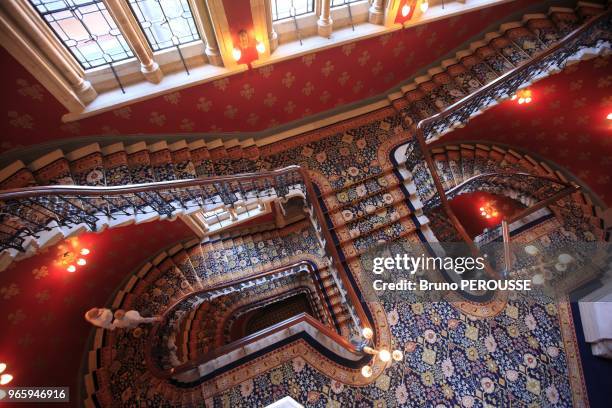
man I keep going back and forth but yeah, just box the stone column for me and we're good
[2,0,97,104]
[187,0,223,66]
[317,0,333,38]
[369,0,385,25]
[103,0,163,84]
[264,0,278,52]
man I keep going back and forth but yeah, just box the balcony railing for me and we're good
[399,9,610,279]
[0,164,374,378]
[145,260,365,381]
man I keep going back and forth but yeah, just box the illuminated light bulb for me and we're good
[420,1,429,13]
[0,363,5,373]
[80,248,90,255]
[361,365,373,377]
[256,41,265,53]
[479,207,485,212]
[0,374,13,385]
[485,215,491,219]
[511,94,517,100]
[524,245,539,256]
[392,350,403,362]
[401,4,411,17]
[518,98,525,104]
[607,112,612,120]
[77,258,86,266]
[362,327,374,340]
[67,265,77,273]
[232,48,242,61]
[378,349,391,362]
[525,97,532,104]
[492,212,499,217]
[558,254,573,264]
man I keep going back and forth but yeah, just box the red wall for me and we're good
[0,0,536,155]
[437,56,612,205]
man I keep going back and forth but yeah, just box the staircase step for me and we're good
[328,187,407,227]
[149,141,177,181]
[169,140,197,179]
[66,143,105,186]
[126,142,155,183]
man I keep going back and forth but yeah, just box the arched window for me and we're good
[127,0,200,51]
[28,0,134,70]
[271,0,315,22]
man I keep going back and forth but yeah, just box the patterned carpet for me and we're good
[205,110,597,407]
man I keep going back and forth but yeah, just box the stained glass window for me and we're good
[29,0,134,70]
[331,0,362,7]
[127,0,200,51]
[271,0,315,22]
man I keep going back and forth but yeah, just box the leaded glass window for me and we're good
[128,0,200,51]
[271,0,315,22]
[29,0,134,70]
[331,0,362,7]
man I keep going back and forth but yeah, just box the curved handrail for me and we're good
[0,164,372,336]
[417,9,611,143]
[145,260,341,378]
[400,9,610,274]
[443,171,576,198]
[0,165,304,199]
[150,312,362,380]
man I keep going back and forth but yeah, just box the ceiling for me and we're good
[0,0,538,155]
[438,55,612,206]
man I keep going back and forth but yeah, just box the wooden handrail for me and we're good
[144,260,335,377]
[397,9,610,278]
[0,165,304,199]
[141,247,367,378]
[417,9,611,141]
[443,171,575,198]
[0,164,373,334]
[149,312,361,380]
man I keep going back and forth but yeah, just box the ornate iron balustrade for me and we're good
[418,10,611,143]
[0,164,374,353]
[145,261,362,378]
[426,172,572,209]
[396,10,610,279]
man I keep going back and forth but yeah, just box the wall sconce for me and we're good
[401,4,411,17]
[57,240,91,273]
[479,202,499,219]
[420,0,429,13]
[511,89,533,104]
[233,29,265,62]
[0,362,13,385]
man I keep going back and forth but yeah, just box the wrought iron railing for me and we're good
[144,260,363,379]
[0,165,374,355]
[398,9,610,278]
[417,10,611,143]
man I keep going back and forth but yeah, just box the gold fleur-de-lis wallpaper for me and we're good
[0,0,540,152]
[0,219,193,395]
[441,55,612,205]
[0,0,609,206]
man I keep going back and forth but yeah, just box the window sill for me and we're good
[62,0,514,123]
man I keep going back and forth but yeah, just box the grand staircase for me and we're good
[406,141,606,241]
[0,3,610,407]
